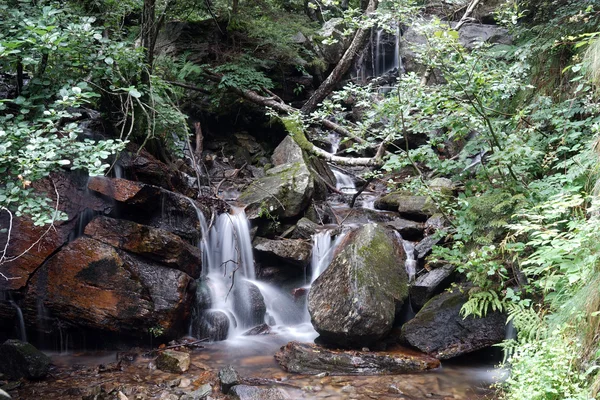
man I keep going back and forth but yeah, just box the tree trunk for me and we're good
[194,121,204,159]
[300,0,379,114]
[140,0,156,85]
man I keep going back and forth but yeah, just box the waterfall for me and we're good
[396,232,416,282]
[375,28,384,77]
[10,300,27,342]
[333,169,356,194]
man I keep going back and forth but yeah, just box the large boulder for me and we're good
[275,341,440,375]
[0,339,50,380]
[156,350,191,373]
[253,237,312,267]
[308,224,409,347]
[401,289,506,359]
[232,280,267,328]
[317,18,351,64]
[239,137,314,220]
[25,237,194,337]
[191,309,230,341]
[88,177,226,243]
[85,216,202,278]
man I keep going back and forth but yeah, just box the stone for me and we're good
[156,350,191,373]
[181,383,212,399]
[410,264,456,309]
[231,280,267,328]
[0,339,50,380]
[228,385,289,400]
[414,234,444,261]
[424,213,447,234]
[191,310,230,341]
[291,218,320,239]
[317,18,351,64]
[239,161,313,220]
[271,136,303,166]
[275,341,440,375]
[85,216,203,278]
[385,218,424,241]
[428,178,455,196]
[25,237,194,337]
[374,192,437,221]
[178,378,192,388]
[253,237,312,267]
[117,391,128,400]
[308,224,409,347]
[400,289,506,359]
[159,391,179,400]
[218,365,239,394]
[242,324,272,336]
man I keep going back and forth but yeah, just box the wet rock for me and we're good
[275,341,440,375]
[228,385,289,400]
[159,391,179,400]
[156,350,191,373]
[410,264,456,309]
[374,192,437,221]
[178,378,192,388]
[242,324,272,336]
[385,218,424,241]
[218,365,239,394]
[401,289,506,359]
[231,280,267,328]
[0,340,50,380]
[0,389,9,400]
[291,218,320,239]
[253,237,312,267]
[414,234,444,261]
[25,237,194,337]
[428,178,455,196]
[317,18,351,64]
[457,23,512,48]
[0,172,112,291]
[424,213,447,234]
[271,135,303,166]
[181,383,212,399]
[88,176,225,243]
[308,224,409,347]
[85,216,203,278]
[191,310,230,341]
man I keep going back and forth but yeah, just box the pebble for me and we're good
[178,378,192,388]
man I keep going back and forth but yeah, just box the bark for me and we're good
[194,122,204,159]
[16,59,23,96]
[140,0,156,85]
[300,0,379,114]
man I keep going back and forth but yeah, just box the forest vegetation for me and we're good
[2,0,600,398]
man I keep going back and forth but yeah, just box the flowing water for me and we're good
[333,169,357,194]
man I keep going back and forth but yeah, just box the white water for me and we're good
[10,300,27,342]
[396,232,417,282]
[333,169,356,194]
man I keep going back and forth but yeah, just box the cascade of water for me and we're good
[9,300,27,342]
[396,232,416,282]
[310,231,333,283]
[328,133,341,154]
[375,28,384,77]
[333,170,356,194]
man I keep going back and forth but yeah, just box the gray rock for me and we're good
[291,218,320,239]
[232,280,267,328]
[0,388,11,400]
[424,213,447,234]
[0,339,50,380]
[156,350,190,373]
[374,192,437,221]
[401,289,506,359]
[428,178,455,196]
[228,385,289,400]
[271,135,303,166]
[276,341,440,375]
[385,218,424,240]
[414,234,443,261]
[410,264,456,309]
[456,23,512,48]
[181,383,212,400]
[218,365,239,394]
[308,224,409,347]
[253,237,312,267]
[317,18,351,64]
[192,309,230,341]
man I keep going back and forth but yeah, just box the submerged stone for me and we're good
[218,365,240,394]
[275,341,440,375]
[156,350,191,373]
[0,339,50,380]
[308,223,409,347]
[229,385,289,400]
[192,310,230,341]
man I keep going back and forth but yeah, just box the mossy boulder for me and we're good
[400,289,506,359]
[308,224,409,347]
[0,339,50,380]
[156,350,190,373]
[374,192,438,221]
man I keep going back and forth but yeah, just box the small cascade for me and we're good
[310,230,334,283]
[333,169,356,194]
[328,132,341,154]
[375,28,385,77]
[394,232,416,282]
[247,279,305,326]
[9,300,27,342]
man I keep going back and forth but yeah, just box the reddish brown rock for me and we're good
[275,341,440,375]
[25,237,194,336]
[84,216,202,278]
[0,172,112,291]
[87,177,149,203]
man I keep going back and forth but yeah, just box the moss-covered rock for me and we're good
[400,289,506,359]
[308,224,409,347]
[374,192,438,221]
[156,350,190,373]
[0,339,50,380]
